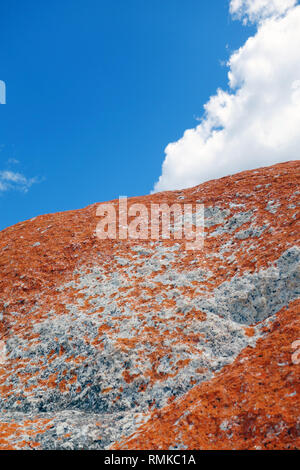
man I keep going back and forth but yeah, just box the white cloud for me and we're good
[0,170,37,193]
[230,0,297,23]
[153,1,300,193]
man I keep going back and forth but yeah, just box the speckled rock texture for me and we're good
[0,161,299,450]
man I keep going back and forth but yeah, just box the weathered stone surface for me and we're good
[0,160,299,449]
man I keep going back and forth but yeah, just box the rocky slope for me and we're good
[0,161,299,450]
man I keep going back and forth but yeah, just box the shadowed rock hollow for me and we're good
[0,161,299,449]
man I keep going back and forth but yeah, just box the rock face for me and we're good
[0,161,299,450]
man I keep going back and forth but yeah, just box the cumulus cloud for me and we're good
[0,170,37,193]
[153,0,300,192]
[230,0,297,23]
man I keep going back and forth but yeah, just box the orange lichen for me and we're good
[113,300,300,450]
[244,327,255,337]
[0,161,299,449]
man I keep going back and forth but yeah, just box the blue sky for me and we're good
[0,0,259,229]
